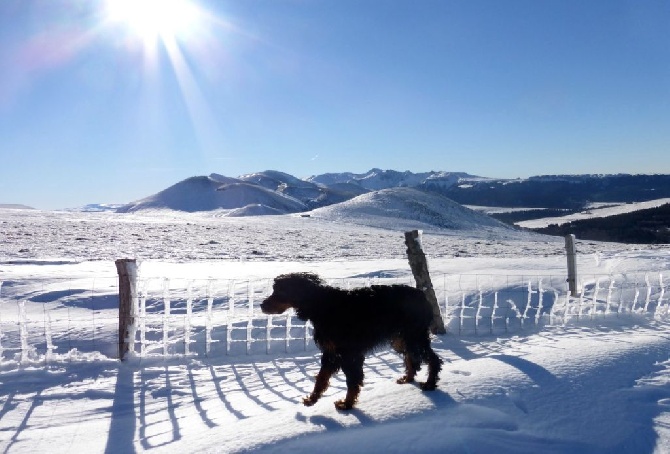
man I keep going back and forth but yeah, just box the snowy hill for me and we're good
[111,170,670,242]
[239,170,312,190]
[115,174,522,234]
[238,170,367,209]
[117,172,379,216]
[307,187,512,232]
[0,203,34,210]
[117,175,307,214]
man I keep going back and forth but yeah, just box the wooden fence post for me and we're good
[404,230,447,334]
[115,258,137,361]
[565,234,579,297]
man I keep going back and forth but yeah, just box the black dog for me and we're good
[261,272,442,410]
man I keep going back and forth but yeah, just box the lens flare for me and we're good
[105,0,202,44]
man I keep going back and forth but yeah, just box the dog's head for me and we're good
[261,272,323,314]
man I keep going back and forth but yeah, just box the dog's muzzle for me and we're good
[261,295,291,314]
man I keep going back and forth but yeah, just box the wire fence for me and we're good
[0,277,120,364]
[0,272,667,366]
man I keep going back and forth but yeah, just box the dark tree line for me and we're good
[423,174,670,210]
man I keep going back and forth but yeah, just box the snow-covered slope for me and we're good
[518,198,670,229]
[118,172,375,215]
[117,176,307,214]
[239,170,311,190]
[0,204,34,210]
[307,187,513,232]
[239,170,371,209]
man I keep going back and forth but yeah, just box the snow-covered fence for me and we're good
[0,272,667,364]
[0,276,120,365]
[129,276,315,358]
[441,272,667,335]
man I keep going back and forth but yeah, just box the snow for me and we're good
[117,176,307,215]
[518,198,670,229]
[306,187,515,233]
[0,204,35,210]
[465,205,553,215]
[306,169,476,191]
[1,206,670,453]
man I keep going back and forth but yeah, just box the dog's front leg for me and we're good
[303,352,340,406]
[335,352,365,410]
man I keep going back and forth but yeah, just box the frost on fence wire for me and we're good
[132,277,316,357]
[439,273,667,335]
[0,273,667,363]
[0,277,120,364]
[129,275,417,358]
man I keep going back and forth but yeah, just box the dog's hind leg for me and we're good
[420,346,443,391]
[396,333,422,385]
[303,352,340,407]
[335,352,365,410]
[397,350,420,384]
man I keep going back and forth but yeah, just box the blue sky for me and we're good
[1,0,668,209]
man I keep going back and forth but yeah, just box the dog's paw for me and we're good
[302,395,318,406]
[334,399,354,411]
[396,375,415,384]
[420,381,437,391]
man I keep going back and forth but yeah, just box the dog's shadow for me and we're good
[418,385,458,407]
[301,409,376,430]
[295,386,457,431]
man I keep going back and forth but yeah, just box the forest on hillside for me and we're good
[530,203,670,244]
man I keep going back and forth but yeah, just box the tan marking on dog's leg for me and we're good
[335,353,364,410]
[334,385,361,410]
[397,352,417,384]
[303,352,340,406]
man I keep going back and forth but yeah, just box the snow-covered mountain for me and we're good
[114,170,510,233]
[115,169,483,220]
[238,170,367,208]
[307,187,512,232]
[117,175,307,214]
[112,170,670,240]
[307,168,477,191]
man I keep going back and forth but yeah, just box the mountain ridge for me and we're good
[115,169,484,219]
[115,170,670,217]
[103,170,670,233]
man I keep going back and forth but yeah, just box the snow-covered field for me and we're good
[1,207,670,453]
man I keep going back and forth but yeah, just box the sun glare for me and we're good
[101,0,228,161]
[105,0,201,43]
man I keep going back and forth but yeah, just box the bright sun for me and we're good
[105,0,201,43]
